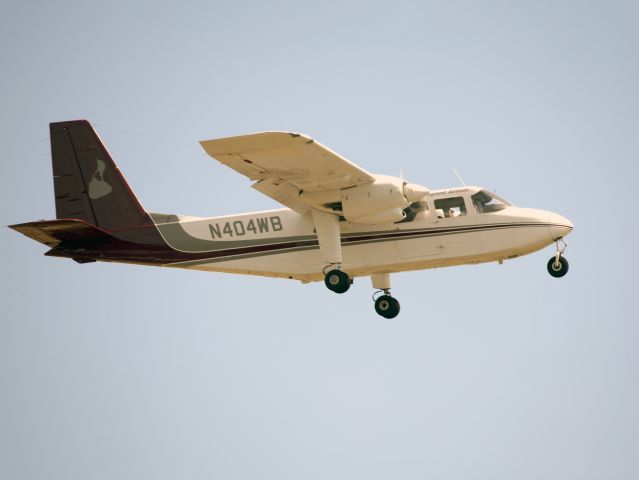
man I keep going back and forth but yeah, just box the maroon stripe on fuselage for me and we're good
[46,222,555,265]
[46,223,318,264]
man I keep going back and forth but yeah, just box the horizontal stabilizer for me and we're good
[9,219,111,247]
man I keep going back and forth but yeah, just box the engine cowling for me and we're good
[298,175,429,225]
[341,175,428,224]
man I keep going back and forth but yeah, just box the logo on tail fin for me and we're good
[88,158,113,200]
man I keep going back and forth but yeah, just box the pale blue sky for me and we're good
[1,1,638,479]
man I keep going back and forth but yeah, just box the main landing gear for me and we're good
[324,267,351,294]
[547,238,569,278]
[371,273,400,319]
[322,269,401,318]
[312,209,400,317]
[373,291,400,319]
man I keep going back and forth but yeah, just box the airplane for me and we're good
[10,120,573,318]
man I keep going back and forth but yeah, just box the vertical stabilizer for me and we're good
[51,120,152,231]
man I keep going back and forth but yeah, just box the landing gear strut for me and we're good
[324,266,351,294]
[547,238,569,278]
[312,208,351,294]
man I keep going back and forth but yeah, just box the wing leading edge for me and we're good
[199,132,375,213]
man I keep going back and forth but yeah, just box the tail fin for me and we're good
[51,120,153,231]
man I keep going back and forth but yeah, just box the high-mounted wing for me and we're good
[199,132,375,213]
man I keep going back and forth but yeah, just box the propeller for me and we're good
[398,170,428,203]
[402,181,429,202]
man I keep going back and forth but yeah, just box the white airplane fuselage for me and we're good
[153,186,573,283]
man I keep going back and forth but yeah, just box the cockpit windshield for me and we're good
[471,190,510,213]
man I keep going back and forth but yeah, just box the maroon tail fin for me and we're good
[51,120,153,231]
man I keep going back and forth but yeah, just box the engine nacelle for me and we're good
[299,174,429,225]
[342,175,419,224]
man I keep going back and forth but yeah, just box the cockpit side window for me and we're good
[434,197,467,219]
[471,190,507,213]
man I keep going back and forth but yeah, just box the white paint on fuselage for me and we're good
[164,186,573,283]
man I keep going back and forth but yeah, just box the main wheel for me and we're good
[547,256,569,278]
[374,295,400,318]
[324,269,350,293]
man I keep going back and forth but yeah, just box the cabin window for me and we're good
[434,197,467,218]
[471,190,508,213]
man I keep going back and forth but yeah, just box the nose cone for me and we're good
[403,183,429,203]
[548,213,574,240]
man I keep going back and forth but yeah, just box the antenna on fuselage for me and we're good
[452,168,467,187]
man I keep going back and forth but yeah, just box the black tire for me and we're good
[547,256,569,278]
[324,269,350,293]
[374,295,400,318]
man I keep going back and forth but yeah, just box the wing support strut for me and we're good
[311,208,342,266]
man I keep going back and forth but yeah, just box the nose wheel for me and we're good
[547,239,569,278]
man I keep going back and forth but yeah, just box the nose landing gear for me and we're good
[547,238,569,278]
